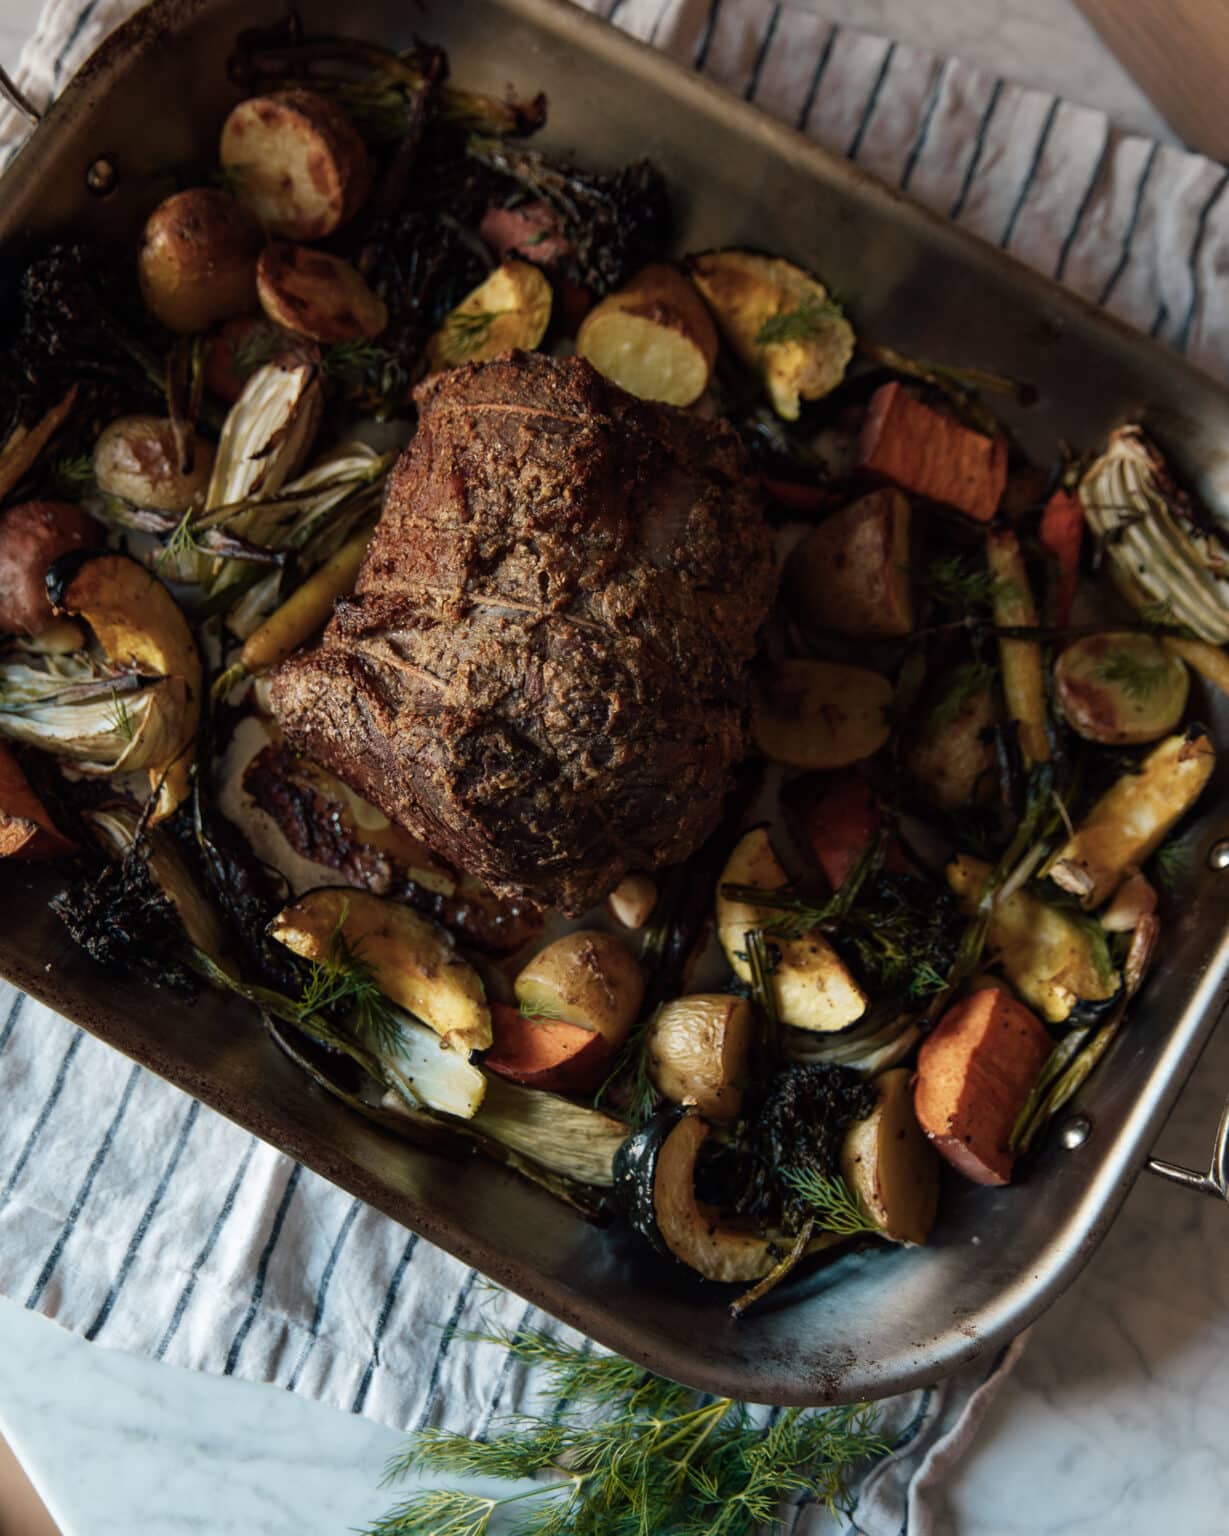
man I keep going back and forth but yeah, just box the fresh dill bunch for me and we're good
[1151,836,1192,891]
[754,291,845,347]
[46,453,95,497]
[923,552,1001,613]
[1094,648,1170,701]
[296,922,403,1054]
[928,658,996,733]
[516,1000,570,1024]
[782,1167,880,1238]
[365,1327,889,1536]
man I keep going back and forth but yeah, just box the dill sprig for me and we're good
[105,686,136,743]
[1151,836,1192,891]
[47,453,95,497]
[754,292,845,347]
[211,164,246,196]
[928,659,996,733]
[923,553,1001,613]
[324,339,389,382]
[298,921,403,1054]
[782,1168,880,1238]
[1094,648,1170,701]
[155,507,205,573]
[444,308,501,356]
[594,1004,661,1125]
[366,1327,889,1536]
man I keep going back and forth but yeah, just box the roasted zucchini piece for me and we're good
[752,658,892,770]
[840,1067,939,1244]
[646,994,754,1120]
[717,827,867,1034]
[686,250,854,420]
[947,854,1120,1023]
[787,489,913,639]
[1045,728,1216,908]
[1054,633,1189,745]
[614,1110,777,1281]
[269,886,491,1052]
[576,263,717,406]
[426,260,552,372]
[46,551,202,820]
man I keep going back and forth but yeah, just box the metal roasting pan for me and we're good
[2,0,1229,1406]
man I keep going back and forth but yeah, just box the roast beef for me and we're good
[270,351,775,914]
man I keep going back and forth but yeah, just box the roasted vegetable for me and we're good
[473,1074,627,1186]
[687,251,854,421]
[515,929,645,1057]
[606,873,657,931]
[913,987,1052,1185]
[947,854,1119,1023]
[220,89,371,240]
[0,500,99,636]
[137,189,262,334]
[46,553,202,817]
[269,886,491,1052]
[1160,634,1229,699]
[0,385,77,504]
[576,264,716,406]
[752,658,892,770]
[840,1068,939,1244]
[426,260,551,372]
[1046,728,1216,908]
[787,489,913,638]
[716,827,867,1034]
[257,244,388,344]
[1079,425,1229,644]
[858,382,1006,523]
[615,1110,776,1282]
[1039,489,1083,627]
[784,774,907,890]
[0,741,73,859]
[646,994,754,1120]
[986,527,1049,765]
[1054,632,1189,744]
[93,416,215,514]
[905,664,997,811]
[484,1001,611,1095]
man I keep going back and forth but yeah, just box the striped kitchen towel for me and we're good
[1,2,1225,1533]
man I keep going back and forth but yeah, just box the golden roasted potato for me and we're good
[753,658,892,770]
[646,994,754,1119]
[426,260,552,372]
[841,1068,939,1243]
[220,89,371,240]
[686,249,854,420]
[576,263,717,406]
[256,243,388,343]
[515,929,645,1053]
[137,188,262,334]
[787,488,912,637]
[0,501,100,637]
[1055,632,1189,745]
[93,416,215,514]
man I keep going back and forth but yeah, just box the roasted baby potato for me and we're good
[137,188,262,334]
[858,381,1007,523]
[0,500,100,636]
[914,987,1052,1186]
[484,1001,612,1096]
[646,994,754,1119]
[204,315,300,403]
[787,488,912,638]
[717,827,867,1034]
[515,930,645,1053]
[947,853,1120,1023]
[1054,632,1189,744]
[93,416,215,514]
[905,666,997,811]
[576,263,717,406]
[753,658,892,770]
[687,250,854,420]
[256,243,388,344]
[270,886,492,1053]
[0,742,73,860]
[840,1067,939,1244]
[1046,728,1216,908]
[220,89,371,240]
[426,260,552,372]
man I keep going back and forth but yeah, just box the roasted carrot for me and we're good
[857,381,1007,523]
[1039,489,1083,627]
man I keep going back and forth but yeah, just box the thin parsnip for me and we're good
[986,528,1050,765]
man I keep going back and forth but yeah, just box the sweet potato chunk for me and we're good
[0,743,73,859]
[914,988,1052,1185]
[484,1002,611,1095]
[858,382,1007,523]
[785,773,907,889]
[788,488,912,637]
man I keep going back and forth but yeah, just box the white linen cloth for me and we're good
[2,2,1226,1532]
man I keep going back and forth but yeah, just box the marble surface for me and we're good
[1,2,1227,1534]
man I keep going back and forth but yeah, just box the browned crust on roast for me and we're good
[271,352,775,913]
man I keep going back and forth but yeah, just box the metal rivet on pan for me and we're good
[1209,838,1229,871]
[1060,1114,1092,1150]
[85,155,118,196]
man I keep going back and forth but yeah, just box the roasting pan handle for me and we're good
[0,64,41,126]
[1146,1093,1229,1200]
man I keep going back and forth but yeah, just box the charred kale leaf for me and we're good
[52,853,197,994]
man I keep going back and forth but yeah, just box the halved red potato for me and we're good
[483,1001,612,1095]
[256,244,388,343]
[787,489,913,638]
[137,188,262,334]
[220,89,371,240]
[753,658,893,770]
[514,929,645,1056]
[0,501,101,637]
[576,264,717,407]
[93,416,215,514]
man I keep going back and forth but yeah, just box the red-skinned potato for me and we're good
[483,1002,612,1095]
[514,929,645,1055]
[0,501,100,636]
[256,243,388,344]
[93,416,215,514]
[137,188,262,334]
[787,488,913,638]
[0,743,73,859]
[784,773,908,889]
[220,90,371,241]
[913,988,1052,1185]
